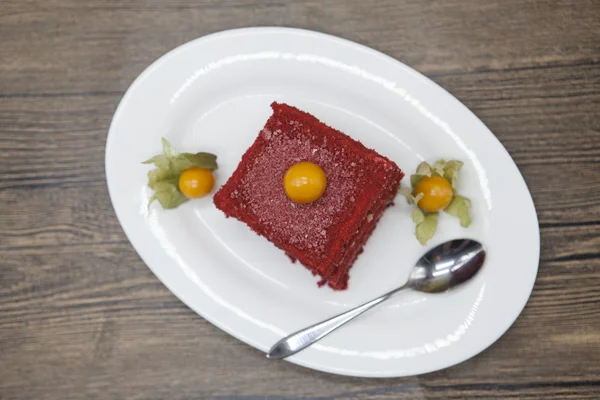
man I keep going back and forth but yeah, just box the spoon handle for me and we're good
[267,285,409,359]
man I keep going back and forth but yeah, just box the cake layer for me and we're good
[326,180,400,290]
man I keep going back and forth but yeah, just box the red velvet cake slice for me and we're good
[214,102,404,290]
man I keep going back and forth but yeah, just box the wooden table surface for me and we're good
[2,0,599,399]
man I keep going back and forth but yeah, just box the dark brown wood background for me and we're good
[1,0,599,399]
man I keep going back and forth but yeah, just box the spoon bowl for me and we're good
[409,239,486,293]
[267,239,486,360]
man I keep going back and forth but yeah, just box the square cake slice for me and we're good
[214,102,404,290]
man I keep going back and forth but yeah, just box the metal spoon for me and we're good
[267,238,486,359]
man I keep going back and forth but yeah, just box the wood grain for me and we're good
[1,0,599,399]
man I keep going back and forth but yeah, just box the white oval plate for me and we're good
[106,28,539,377]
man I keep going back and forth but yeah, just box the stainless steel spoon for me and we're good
[267,238,486,359]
